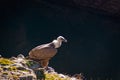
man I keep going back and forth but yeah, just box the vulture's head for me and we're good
[57,36,67,43]
[52,36,67,48]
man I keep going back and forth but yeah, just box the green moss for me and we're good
[20,69,29,72]
[0,67,3,71]
[26,60,35,67]
[9,66,17,71]
[2,72,8,75]
[45,73,70,80]
[0,58,13,65]
[12,75,19,80]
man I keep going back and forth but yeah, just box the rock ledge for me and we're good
[0,54,83,80]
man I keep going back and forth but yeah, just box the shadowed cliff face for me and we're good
[35,0,120,16]
[0,0,120,79]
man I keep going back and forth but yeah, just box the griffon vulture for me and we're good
[29,36,67,68]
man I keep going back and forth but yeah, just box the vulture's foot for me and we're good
[45,67,55,73]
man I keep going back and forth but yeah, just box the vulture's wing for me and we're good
[29,43,57,60]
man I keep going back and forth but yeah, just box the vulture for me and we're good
[29,36,67,68]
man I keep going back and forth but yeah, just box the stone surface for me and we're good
[0,54,83,80]
[38,0,120,16]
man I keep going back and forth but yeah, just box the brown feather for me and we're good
[29,42,57,68]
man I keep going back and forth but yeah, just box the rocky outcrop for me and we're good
[38,0,120,16]
[0,54,84,80]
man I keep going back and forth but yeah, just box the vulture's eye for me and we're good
[61,37,67,42]
[60,38,64,40]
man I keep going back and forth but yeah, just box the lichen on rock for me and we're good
[0,54,83,80]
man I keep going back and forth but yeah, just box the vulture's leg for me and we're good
[40,59,49,69]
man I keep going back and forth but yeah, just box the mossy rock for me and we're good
[0,54,82,80]
[0,58,13,65]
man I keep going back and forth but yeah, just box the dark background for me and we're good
[0,0,120,79]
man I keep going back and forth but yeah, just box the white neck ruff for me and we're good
[52,40,62,48]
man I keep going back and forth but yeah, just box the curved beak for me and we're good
[63,38,67,42]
